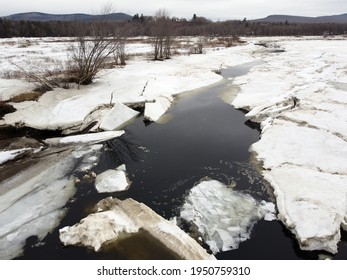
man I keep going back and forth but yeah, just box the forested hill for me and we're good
[4,12,132,22]
[254,13,347,24]
[0,12,347,38]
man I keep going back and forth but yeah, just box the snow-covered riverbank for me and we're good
[1,36,347,258]
[232,37,347,254]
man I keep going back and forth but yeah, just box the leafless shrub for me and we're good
[68,35,119,86]
[17,40,32,48]
[13,33,124,91]
[113,38,127,66]
[225,37,233,48]
[152,9,174,60]
[67,3,126,86]
[2,69,24,79]
[13,62,72,92]
[194,36,207,54]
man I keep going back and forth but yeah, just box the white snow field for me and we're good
[1,36,347,257]
[0,37,256,131]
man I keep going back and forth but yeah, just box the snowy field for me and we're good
[0,35,347,259]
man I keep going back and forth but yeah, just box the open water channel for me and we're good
[16,61,347,260]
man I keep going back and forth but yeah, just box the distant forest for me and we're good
[0,14,347,38]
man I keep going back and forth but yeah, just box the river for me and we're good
[16,61,347,260]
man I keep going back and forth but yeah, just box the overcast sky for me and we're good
[0,0,346,20]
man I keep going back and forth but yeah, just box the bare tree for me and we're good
[68,3,124,86]
[113,37,127,66]
[69,33,118,86]
[194,36,207,54]
[15,3,127,91]
[152,9,173,60]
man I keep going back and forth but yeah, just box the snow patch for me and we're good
[0,148,31,165]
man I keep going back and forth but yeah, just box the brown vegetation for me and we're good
[1,14,346,39]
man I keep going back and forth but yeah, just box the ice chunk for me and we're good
[232,38,347,254]
[99,102,139,131]
[0,144,105,259]
[251,119,347,175]
[263,166,347,254]
[95,167,130,193]
[144,95,173,122]
[72,145,103,172]
[0,209,67,260]
[59,197,215,259]
[59,210,138,251]
[43,131,124,145]
[0,151,77,259]
[180,179,275,254]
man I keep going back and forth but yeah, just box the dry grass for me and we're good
[2,70,25,79]
[8,91,44,103]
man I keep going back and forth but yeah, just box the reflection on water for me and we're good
[100,229,181,260]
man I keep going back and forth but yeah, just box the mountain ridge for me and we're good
[254,13,347,24]
[3,12,347,24]
[3,12,132,22]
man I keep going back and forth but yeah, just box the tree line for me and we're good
[0,15,346,38]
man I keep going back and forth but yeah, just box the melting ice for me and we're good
[180,179,276,254]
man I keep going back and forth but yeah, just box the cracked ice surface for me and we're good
[180,179,276,254]
[232,37,347,253]
[263,166,347,253]
[0,145,103,259]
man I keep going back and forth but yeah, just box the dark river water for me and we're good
[17,61,347,260]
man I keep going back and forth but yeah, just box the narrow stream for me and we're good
[17,61,347,260]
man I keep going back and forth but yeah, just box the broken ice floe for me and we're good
[43,130,124,146]
[95,165,130,193]
[0,150,77,259]
[144,95,173,122]
[180,179,276,254]
[0,144,104,259]
[59,197,215,259]
[231,38,347,254]
[99,102,139,131]
[263,166,347,254]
